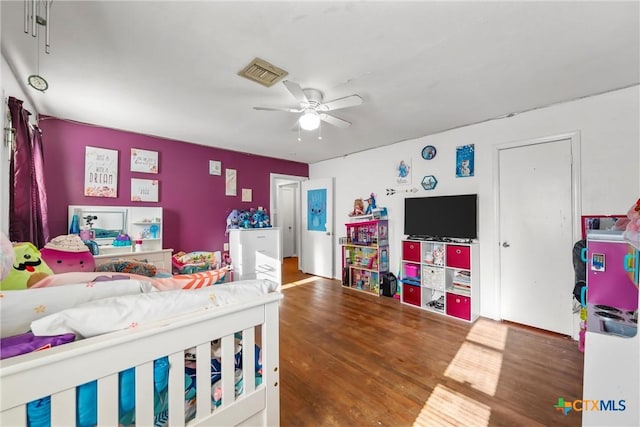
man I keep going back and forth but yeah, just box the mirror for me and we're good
[581,214,626,239]
[69,206,128,244]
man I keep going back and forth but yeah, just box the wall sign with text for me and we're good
[84,146,118,198]
[130,148,159,173]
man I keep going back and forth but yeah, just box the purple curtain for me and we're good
[8,97,50,247]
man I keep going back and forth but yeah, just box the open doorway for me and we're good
[270,173,307,270]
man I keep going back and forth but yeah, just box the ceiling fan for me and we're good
[253,80,363,130]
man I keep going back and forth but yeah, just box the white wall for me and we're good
[1,53,38,235]
[310,85,640,320]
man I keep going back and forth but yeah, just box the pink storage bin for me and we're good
[404,263,419,278]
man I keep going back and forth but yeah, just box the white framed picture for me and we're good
[242,188,253,202]
[84,146,118,198]
[395,158,412,185]
[131,178,159,202]
[209,160,222,176]
[225,168,237,196]
[130,148,158,173]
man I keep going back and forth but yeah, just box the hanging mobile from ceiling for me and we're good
[24,0,53,92]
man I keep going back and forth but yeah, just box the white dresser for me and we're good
[229,228,282,285]
[94,248,174,272]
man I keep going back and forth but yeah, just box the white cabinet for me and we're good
[229,228,282,285]
[400,239,479,322]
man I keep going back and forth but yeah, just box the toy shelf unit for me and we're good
[400,239,479,322]
[68,205,163,255]
[341,219,389,296]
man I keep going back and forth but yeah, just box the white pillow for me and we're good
[31,279,280,339]
[1,279,154,338]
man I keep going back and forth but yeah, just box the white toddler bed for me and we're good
[0,280,282,426]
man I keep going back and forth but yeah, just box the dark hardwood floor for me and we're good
[279,258,583,426]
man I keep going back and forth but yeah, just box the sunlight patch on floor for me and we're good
[281,276,319,290]
[465,318,508,351]
[413,384,491,427]
[444,342,503,396]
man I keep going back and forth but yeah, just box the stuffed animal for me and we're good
[225,209,240,233]
[260,212,271,228]
[238,211,251,229]
[1,242,54,290]
[251,212,260,227]
[40,234,96,274]
[349,199,365,217]
[432,246,445,266]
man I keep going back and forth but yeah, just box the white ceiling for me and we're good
[2,1,639,164]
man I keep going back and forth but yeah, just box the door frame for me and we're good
[270,173,308,271]
[493,131,582,324]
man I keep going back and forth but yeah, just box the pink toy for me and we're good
[40,234,96,274]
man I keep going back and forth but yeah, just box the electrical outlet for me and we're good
[223,242,229,251]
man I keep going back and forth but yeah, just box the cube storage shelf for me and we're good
[342,219,389,296]
[400,239,479,322]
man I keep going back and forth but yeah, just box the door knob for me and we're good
[502,242,510,247]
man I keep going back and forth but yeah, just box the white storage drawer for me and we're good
[94,248,173,272]
[229,228,282,285]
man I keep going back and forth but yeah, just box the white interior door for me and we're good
[498,137,576,335]
[278,185,296,257]
[301,178,334,278]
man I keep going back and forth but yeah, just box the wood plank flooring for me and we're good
[279,258,583,426]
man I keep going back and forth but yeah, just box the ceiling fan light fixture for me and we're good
[299,110,320,131]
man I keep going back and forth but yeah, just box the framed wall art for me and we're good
[395,159,412,185]
[130,148,158,173]
[421,145,437,160]
[456,144,475,178]
[225,168,237,196]
[421,175,438,190]
[131,178,159,202]
[209,160,222,176]
[84,146,118,198]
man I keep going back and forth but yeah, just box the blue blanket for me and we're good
[26,344,262,427]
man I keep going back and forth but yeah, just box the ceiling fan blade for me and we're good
[253,106,303,113]
[319,113,351,128]
[283,80,308,104]
[319,94,363,111]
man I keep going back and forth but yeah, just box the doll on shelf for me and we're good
[349,198,365,217]
[432,246,445,266]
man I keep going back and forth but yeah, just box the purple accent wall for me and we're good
[39,118,308,254]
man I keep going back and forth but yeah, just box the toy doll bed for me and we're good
[0,279,282,426]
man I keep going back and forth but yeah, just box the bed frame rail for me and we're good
[0,292,282,426]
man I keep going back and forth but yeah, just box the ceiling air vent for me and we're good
[239,58,288,87]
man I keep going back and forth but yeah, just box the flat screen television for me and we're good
[404,194,478,240]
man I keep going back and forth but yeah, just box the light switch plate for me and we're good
[223,242,229,251]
